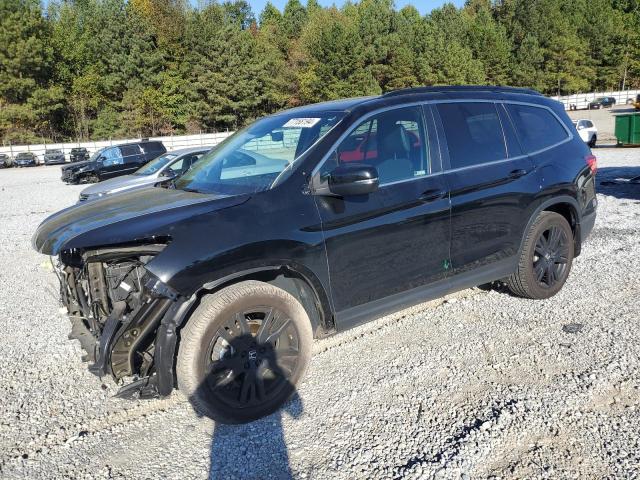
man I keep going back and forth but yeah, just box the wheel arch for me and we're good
[520,196,582,257]
[152,263,334,396]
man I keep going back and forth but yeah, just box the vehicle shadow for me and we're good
[190,333,304,479]
[597,166,640,201]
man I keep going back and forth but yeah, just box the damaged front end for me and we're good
[56,243,179,399]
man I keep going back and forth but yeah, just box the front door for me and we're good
[98,147,125,179]
[313,105,451,329]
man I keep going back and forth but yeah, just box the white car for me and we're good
[573,119,597,148]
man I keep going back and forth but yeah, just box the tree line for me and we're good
[1,0,639,143]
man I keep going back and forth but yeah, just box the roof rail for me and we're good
[382,85,543,98]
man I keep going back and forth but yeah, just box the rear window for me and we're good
[437,102,506,169]
[506,104,568,153]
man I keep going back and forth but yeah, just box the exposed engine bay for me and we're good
[55,244,176,397]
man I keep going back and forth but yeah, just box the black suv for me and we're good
[588,96,616,109]
[61,141,166,184]
[33,86,597,423]
[69,147,89,163]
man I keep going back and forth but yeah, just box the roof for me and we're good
[277,85,547,116]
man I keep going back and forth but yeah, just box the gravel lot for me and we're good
[1,149,639,479]
[567,105,637,143]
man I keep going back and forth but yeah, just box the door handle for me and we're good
[419,189,447,202]
[508,169,527,179]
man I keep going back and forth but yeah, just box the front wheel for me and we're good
[177,281,313,424]
[588,134,597,148]
[506,211,574,299]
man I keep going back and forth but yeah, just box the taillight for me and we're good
[585,154,597,174]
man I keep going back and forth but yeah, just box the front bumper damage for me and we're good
[56,244,186,399]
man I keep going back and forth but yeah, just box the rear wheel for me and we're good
[177,281,313,424]
[506,211,574,299]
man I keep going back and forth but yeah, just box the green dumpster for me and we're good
[615,113,640,145]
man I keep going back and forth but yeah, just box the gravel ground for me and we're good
[1,149,639,479]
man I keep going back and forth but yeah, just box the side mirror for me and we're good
[328,163,379,196]
[161,169,177,178]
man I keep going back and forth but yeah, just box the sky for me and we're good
[243,0,464,16]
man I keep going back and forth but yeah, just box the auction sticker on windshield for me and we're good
[283,118,321,128]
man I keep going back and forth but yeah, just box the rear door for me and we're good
[119,144,144,175]
[434,101,538,277]
[313,105,451,328]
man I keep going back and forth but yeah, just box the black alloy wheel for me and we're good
[204,307,301,409]
[177,280,313,424]
[506,211,574,299]
[532,225,570,289]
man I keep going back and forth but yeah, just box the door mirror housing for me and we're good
[161,168,177,178]
[328,163,379,196]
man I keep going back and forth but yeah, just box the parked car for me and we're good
[33,86,597,424]
[573,119,597,147]
[14,152,38,167]
[44,149,66,165]
[0,153,11,168]
[633,94,640,111]
[69,147,89,163]
[60,140,166,184]
[588,97,616,109]
[78,147,211,202]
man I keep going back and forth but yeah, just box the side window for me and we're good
[505,104,569,153]
[120,144,141,163]
[101,147,123,166]
[437,102,506,169]
[324,106,429,184]
[167,158,186,175]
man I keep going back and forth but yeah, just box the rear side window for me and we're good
[505,104,568,153]
[437,102,506,169]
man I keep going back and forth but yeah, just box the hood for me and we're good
[80,175,152,196]
[32,187,248,255]
[62,159,93,171]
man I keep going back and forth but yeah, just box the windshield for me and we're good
[174,111,345,195]
[135,153,177,176]
[87,149,103,162]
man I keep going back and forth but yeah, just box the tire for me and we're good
[506,211,574,299]
[589,134,597,148]
[177,280,313,424]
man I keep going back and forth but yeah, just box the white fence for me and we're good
[551,89,640,110]
[0,131,234,163]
